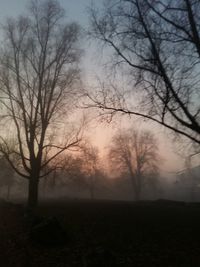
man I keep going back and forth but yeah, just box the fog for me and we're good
[1,148,200,204]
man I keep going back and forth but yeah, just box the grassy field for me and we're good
[1,199,200,266]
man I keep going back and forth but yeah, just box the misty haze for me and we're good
[0,0,200,266]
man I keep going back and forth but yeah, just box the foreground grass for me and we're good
[1,199,200,266]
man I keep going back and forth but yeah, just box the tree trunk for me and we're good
[90,186,94,200]
[7,185,11,201]
[134,188,141,201]
[28,175,39,212]
[89,175,95,200]
[131,175,141,201]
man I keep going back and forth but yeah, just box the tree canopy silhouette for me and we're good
[108,128,159,200]
[0,0,82,210]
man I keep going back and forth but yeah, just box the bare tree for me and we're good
[87,0,200,144]
[0,0,82,211]
[108,128,159,200]
[80,142,99,199]
[61,142,102,199]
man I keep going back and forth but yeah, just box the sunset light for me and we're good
[0,1,200,266]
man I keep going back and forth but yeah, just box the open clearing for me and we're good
[1,199,200,266]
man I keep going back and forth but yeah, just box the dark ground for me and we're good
[1,199,200,267]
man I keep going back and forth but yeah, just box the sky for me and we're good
[0,0,93,22]
[0,0,186,173]
[0,0,102,82]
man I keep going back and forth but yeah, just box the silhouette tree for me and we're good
[80,143,100,199]
[63,143,100,199]
[108,128,159,200]
[52,154,86,195]
[0,0,81,211]
[87,0,200,144]
[57,142,106,200]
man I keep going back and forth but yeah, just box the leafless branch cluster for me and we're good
[87,0,200,144]
[108,127,159,200]
[0,0,82,209]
